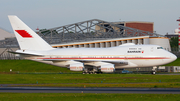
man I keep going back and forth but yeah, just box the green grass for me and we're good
[164,58,180,66]
[1,74,180,88]
[0,93,180,101]
[0,60,79,73]
[1,57,180,99]
[1,60,180,88]
[0,74,180,84]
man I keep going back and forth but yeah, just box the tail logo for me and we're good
[15,30,33,38]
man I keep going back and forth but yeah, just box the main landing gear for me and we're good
[83,71,102,74]
[82,67,102,74]
[151,66,157,75]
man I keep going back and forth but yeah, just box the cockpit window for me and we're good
[157,47,163,49]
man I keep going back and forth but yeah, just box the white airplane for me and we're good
[8,15,177,74]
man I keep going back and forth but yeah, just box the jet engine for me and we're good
[100,64,115,73]
[69,63,84,71]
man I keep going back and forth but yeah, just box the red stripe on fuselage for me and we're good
[15,30,33,38]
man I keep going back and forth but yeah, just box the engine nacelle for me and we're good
[100,64,115,73]
[69,63,84,71]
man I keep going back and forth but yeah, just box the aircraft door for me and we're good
[151,47,154,52]
[124,51,128,60]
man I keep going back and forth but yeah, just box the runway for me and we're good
[0,87,180,93]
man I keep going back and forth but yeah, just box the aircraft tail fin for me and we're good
[8,15,53,51]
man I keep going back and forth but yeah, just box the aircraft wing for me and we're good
[75,59,128,66]
[39,58,130,73]
[41,58,129,66]
[41,57,128,63]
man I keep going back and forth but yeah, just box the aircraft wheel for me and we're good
[152,71,156,75]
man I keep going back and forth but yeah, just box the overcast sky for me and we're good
[0,0,180,35]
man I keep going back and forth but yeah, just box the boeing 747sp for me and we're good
[8,16,177,74]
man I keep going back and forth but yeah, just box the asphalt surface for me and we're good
[0,87,180,93]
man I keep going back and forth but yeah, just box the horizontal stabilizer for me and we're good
[8,51,43,56]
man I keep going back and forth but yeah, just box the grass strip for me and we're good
[1,74,180,84]
[0,93,180,101]
[0,74,180,88]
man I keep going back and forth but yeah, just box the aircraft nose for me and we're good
[170,53,177,62]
